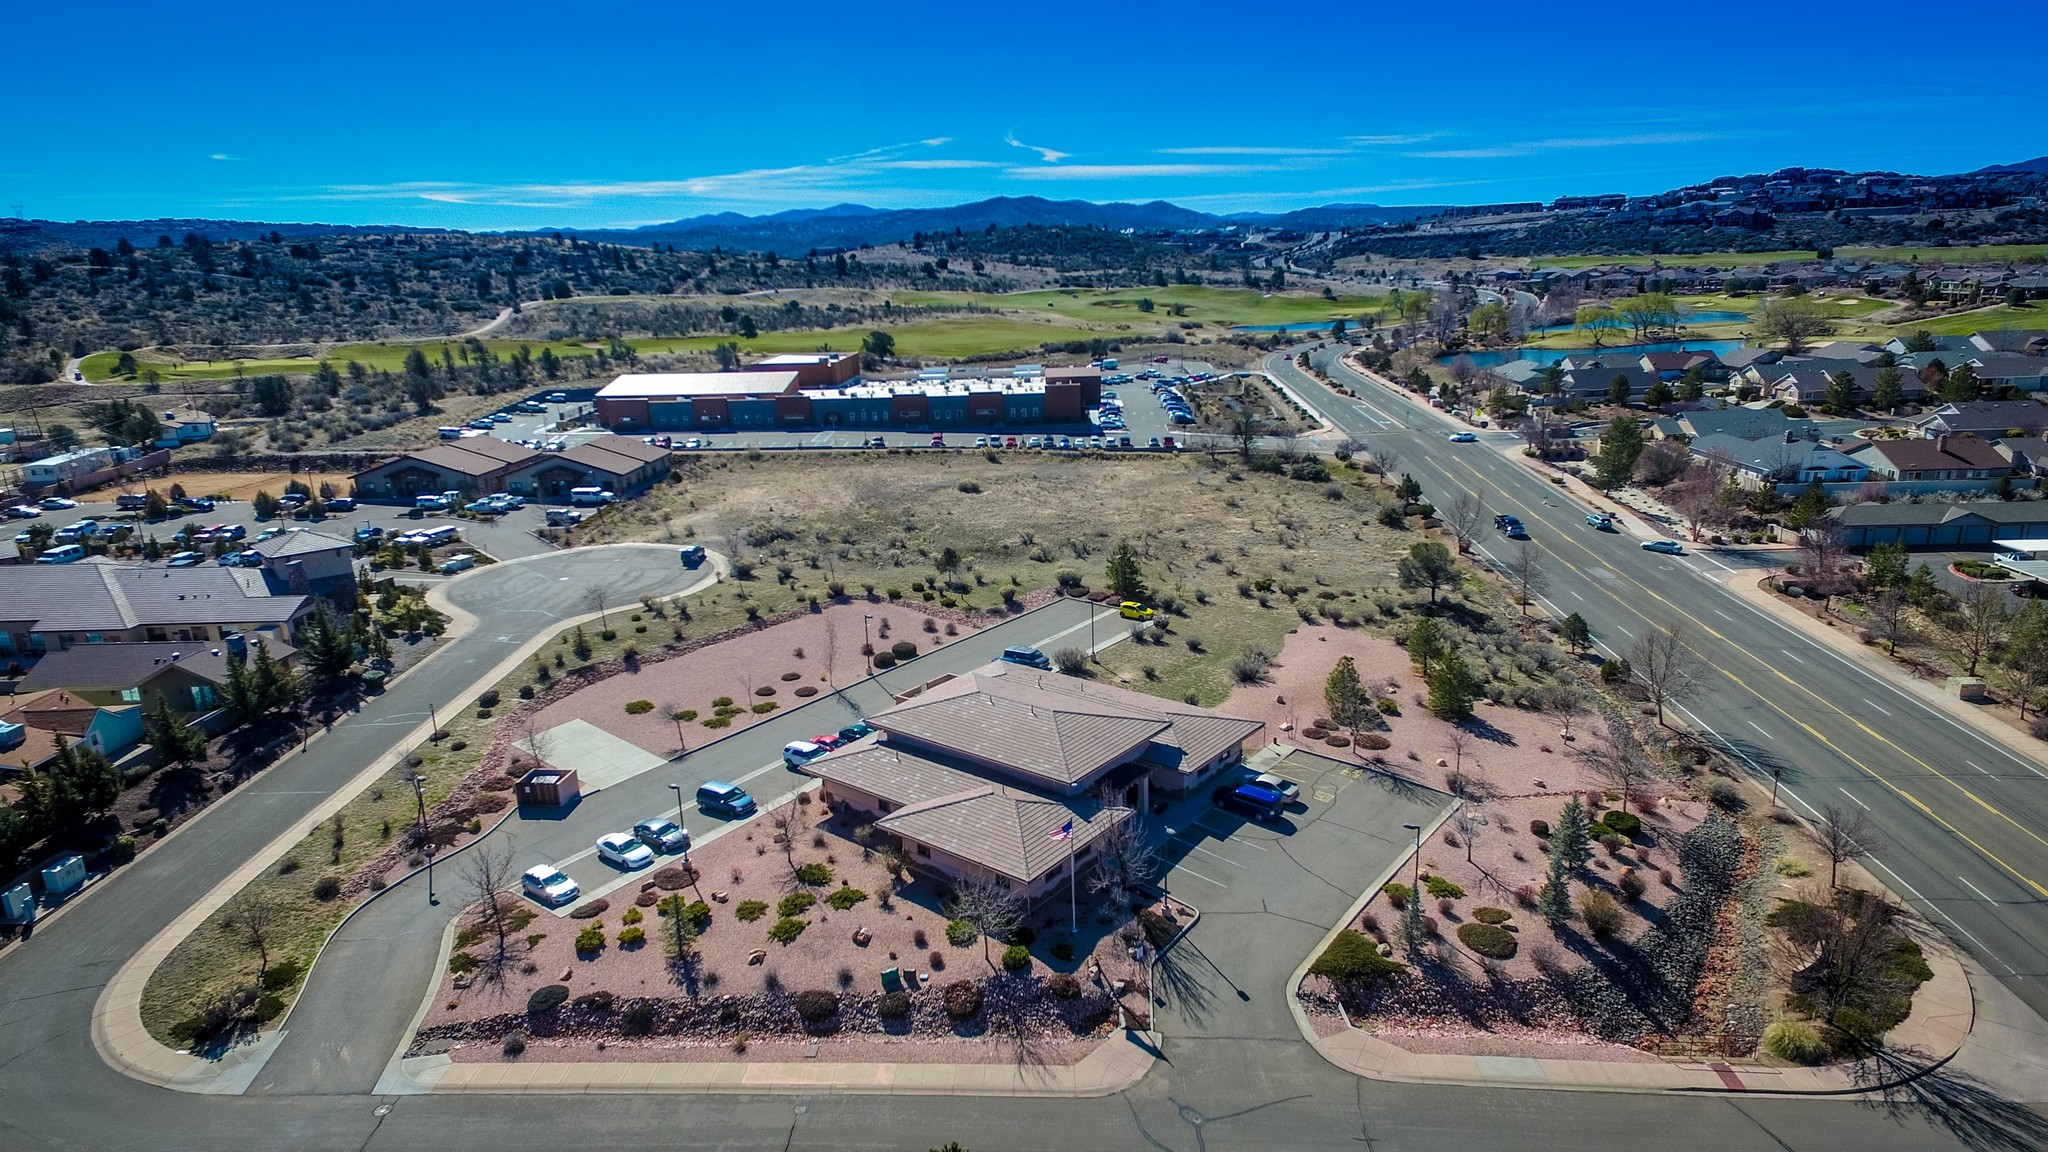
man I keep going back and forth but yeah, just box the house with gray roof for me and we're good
[0,557,312,659]
[15,636,295,717]
[1914,400,2048,438]
[1969,353,2048,393]
[1690,433,1870,493]
[806,662,1263,900]
[1829,499,2048,549]
[1678,408,1818,441]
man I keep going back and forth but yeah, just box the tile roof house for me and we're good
[0,689,144,773]
[1690,433,1869,491]
[500,435,673,500]
[807,662,1264,899]
[0,557,312,659]
[1849,434,2029,495]
[1914,400,2048,439]
[15,637,293,717]
[349,437,543,503]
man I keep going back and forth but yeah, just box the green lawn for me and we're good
[1871,301,2047,336]
[891,285,1398,329]
[80,339,612,384]
[1534,243,2048,270]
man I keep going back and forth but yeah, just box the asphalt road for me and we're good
[1270,345,2048,1020]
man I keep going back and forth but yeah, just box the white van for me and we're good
[418,525,461,547]
[569,487,617,507]
[36,543,87,564]
[437,426,462,440]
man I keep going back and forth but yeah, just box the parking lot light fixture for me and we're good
[863,614,874,677]
[1402,821,1422,891]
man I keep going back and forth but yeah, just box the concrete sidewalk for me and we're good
[1309,907,1975,1096]
[399,1029,1158,1097]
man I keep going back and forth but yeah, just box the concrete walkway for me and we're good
[1311,934,1972,1095]
[397,1029,1158,1097]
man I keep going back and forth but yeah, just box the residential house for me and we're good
[1994,436,2048,476]
[1848,434,2028,496]
[1678,408,1818,442]
[349,437,542,503]
[0,557,312,659]
[1801,341,1886,365]
[500,435,672,501]
[1829,500,2048,549]
[1640,350,1718,379]
[1689,432,1870,493]
[1719,347,1784,372]
[1969,329,2048,356]
[151,410,217,449]
[1914,400,2048,439]
[808,662,1264,901]
[249,530,357,594]
[0,689,144,773]
[1969,353,2048,393]
[13,638,294,718]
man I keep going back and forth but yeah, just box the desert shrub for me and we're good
[1762,1019,1828,1064]
[311,875,342,901]
[877,990,913,1019]
[655,897,712,930]
[792,989,840,1022]
[2032,715,2048,741]
[778,892,817,917]
[1381,882,1412,909]
[621,1002,656,1035]
[945,918,977,947]
[825,887,869,911]
[943,980,983,1019]
[1007,924,1036,947]
[794,862,833,886]
[1308,930,1406,988]
[1600,810,1642,837]
[929,950,945,970]
[1529,819,1550,838]
[573,989,616,1011]
[1775,856,1814,878]
[447,951,480,976]
[734,899,769,922]
[1001,944,1032,973]
[767,917,809,945]
[891,640,918,660]
[1705,779,1745,810]
[624,699,654,714]
[574,924,606,953]
[1324,734,1351,748]
[501,1031,526,1057]
[526,985,570,1015]
[1619,869,1648,901]
[651,865,695,890]
[1050,940,1075,962]
[569,899,610,919]
[1047,972,1083,999]
[1423,875,1465,900]
[1356,733,1391,750]
[872,652,897,669]
[1579,891,1626,935]
[1472,906,1512,925]
[1457,922,1518,959]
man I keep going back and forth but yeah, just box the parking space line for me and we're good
[1169,839,1247,868]
[1169,865,1228,888]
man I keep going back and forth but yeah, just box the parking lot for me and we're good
[1146,747,1450,1044]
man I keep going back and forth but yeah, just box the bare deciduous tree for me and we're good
[767,799,812,884]
[947,874,1024,970]
[1798,522,1855,602]
[1085,810,1161,912]
[1667,462,1733,541]
[1940,581,2011,678]
[1806,805,1883,889]
[1443,490,1488,552]
[1228,409,1270,462]
[1535,679,1589,740]
[462,841,521,978]
[1367,441,1400,478]
[1574,715,1656,815]
[1450,804,1486,866]
[1628,624,1704,727]
[1871,587,1914,656]
[1443,726,1475,795]
[224,893,280,982]
[1769,886,1917,1033]
[1506,541,1547,617]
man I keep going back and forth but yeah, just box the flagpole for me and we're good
[1068,828,1077,935]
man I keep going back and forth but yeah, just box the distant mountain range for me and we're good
[1973,155,2048,176]
[545,196,1447,254]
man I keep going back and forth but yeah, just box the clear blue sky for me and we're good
[7,0,2040,230]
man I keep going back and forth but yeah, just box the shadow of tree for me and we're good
[1852,1049,2048,1152]
[1150,934,1219,1027]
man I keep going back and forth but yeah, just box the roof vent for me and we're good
[170,651,181,661]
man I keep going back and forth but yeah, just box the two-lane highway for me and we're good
[1270,345,2048,1019]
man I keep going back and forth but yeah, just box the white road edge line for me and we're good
[1837,787,1872,811]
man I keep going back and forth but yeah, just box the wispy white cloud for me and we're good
[1004,163,1278,180]
[878,159,1004,170]
[209,153,250,162]
[1408,132,1717,159]
[1345,133,1446,147]
[1003,133,1069,164]
[1155,146,1349,156]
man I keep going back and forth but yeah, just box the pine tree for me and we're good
[1324,656,1367,734]
[299,608,355,684]
[1536,852,1570,924]
[223,649,259,723]
[1406,617,1446,679]
[1559,613,1592,655]
[1870,366,1904,412]
[143,696,208,767]
[1549,797,1594,870]
[1426,650,1479,721]
[249,639,300,714]
[1865,540,1908,590]
[1592,417,1645,489]
[1104,541,1148,603]
[1785,481,1831,530]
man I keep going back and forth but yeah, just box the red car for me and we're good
[1004,435,1019,448]
[1160,436,1178,451]
[808,734,846,750]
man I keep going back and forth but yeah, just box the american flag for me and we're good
[1048,819,1074,842]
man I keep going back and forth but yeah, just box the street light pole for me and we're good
[862,614,874,678]
[1402,821,1422,892]
[412,772,435,904]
